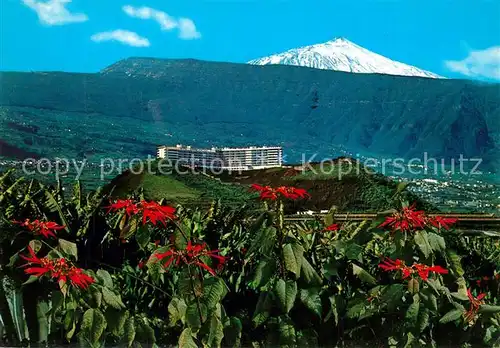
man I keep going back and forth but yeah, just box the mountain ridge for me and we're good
[0,58,498,172]
[248,37,443,78]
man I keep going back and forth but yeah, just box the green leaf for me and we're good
[203,278,226,311]
[414,230,432,258]
[29,240,42,254]
[439,309,463,324]
[186,302,207,331]
[283,243,303,278]
[352,264,376,285]
[253,291,273,327]
[168,297,187,327]
[36,300,49,343]
[135,225,151,250]
[428,232,446,253]
[206,314,224,348]
[179,328,198,348]
[251,260,276,289]
[381,284,405,311]
[104,309,129,337]
[446,250,464,277]
[79,308,106,346]
[96,270,113,288]
[300,256,322,286]
[136,318,156,345]
[299,288,322,318]
[102,287,125,309]
[405,296,420,325]
[44,190,70,234]
[327,295,341,326]
[274,279,297,314]
[478,305,500,314]
[278,316,296,346]
[417,309,430,333]
[58,239,78,260]
[125,316,135,347]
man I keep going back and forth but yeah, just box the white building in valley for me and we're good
[157,144,283,171]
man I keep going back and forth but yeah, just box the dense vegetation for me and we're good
[0,59,499,170]
[0,169,499,347]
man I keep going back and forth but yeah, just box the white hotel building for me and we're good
[157,144,283,171]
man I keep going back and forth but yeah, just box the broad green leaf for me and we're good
[179,328,198,348]
[478,305,500,314]
[278,316,296,346]
[29,240,42,254]
[439,309,463,324]
[299,288,322,318]
[168,298,187,327]
[414,230,432,258]
[96,270,113,288]
[125,316,135,347]
[446,250,464,277]
[300,256,322,286]
[381,284,405,311]
[405,296,420,325]
[428,232,446,253]
[352,264,376,285]
[283,243,303,278]
[58,239,78,260]
[203,278,226,311]
[251,260,276,289]
[417,309,430,333]
[36,300,49,343]
[206,314,224,348]
[135,225,151,250]
[104,308,129,337]
[186,302,208,331]
[253,291,273,327]
[136,318,156,345]
[80,308,106,346]
[102,287,125,309]
[274,279,297,314]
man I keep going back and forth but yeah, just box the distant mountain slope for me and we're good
[248,38,443,78]
[0,58,498,171]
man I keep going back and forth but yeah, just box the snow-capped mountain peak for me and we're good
[248,37,443,78]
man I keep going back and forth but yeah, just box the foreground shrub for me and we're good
[0,171,498,347]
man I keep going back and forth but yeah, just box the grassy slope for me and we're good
[106,160,434,212]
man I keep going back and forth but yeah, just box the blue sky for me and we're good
[1,0,499,80]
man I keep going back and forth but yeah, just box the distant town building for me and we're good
[157,144,283,171]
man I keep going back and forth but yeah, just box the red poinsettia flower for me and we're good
[276,186,310,200]
[105,199,176,226]
[20,247,94,290]
[105,199,139,216]
[250,184,278,200]
[250,184,309,201]
[20,246,54,277]
[13,219,65,239]
[413,264,448,281]
[428,216,457,230]
[153,241,226,276]
[139,200,176,226]
[324,223,340,232]
[379,204,427,232]
[67,267,95,289]
[464,288,486,323]
[379,257,448,281]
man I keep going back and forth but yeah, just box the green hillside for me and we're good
[105,159,434,213]
[0,58,498,171]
